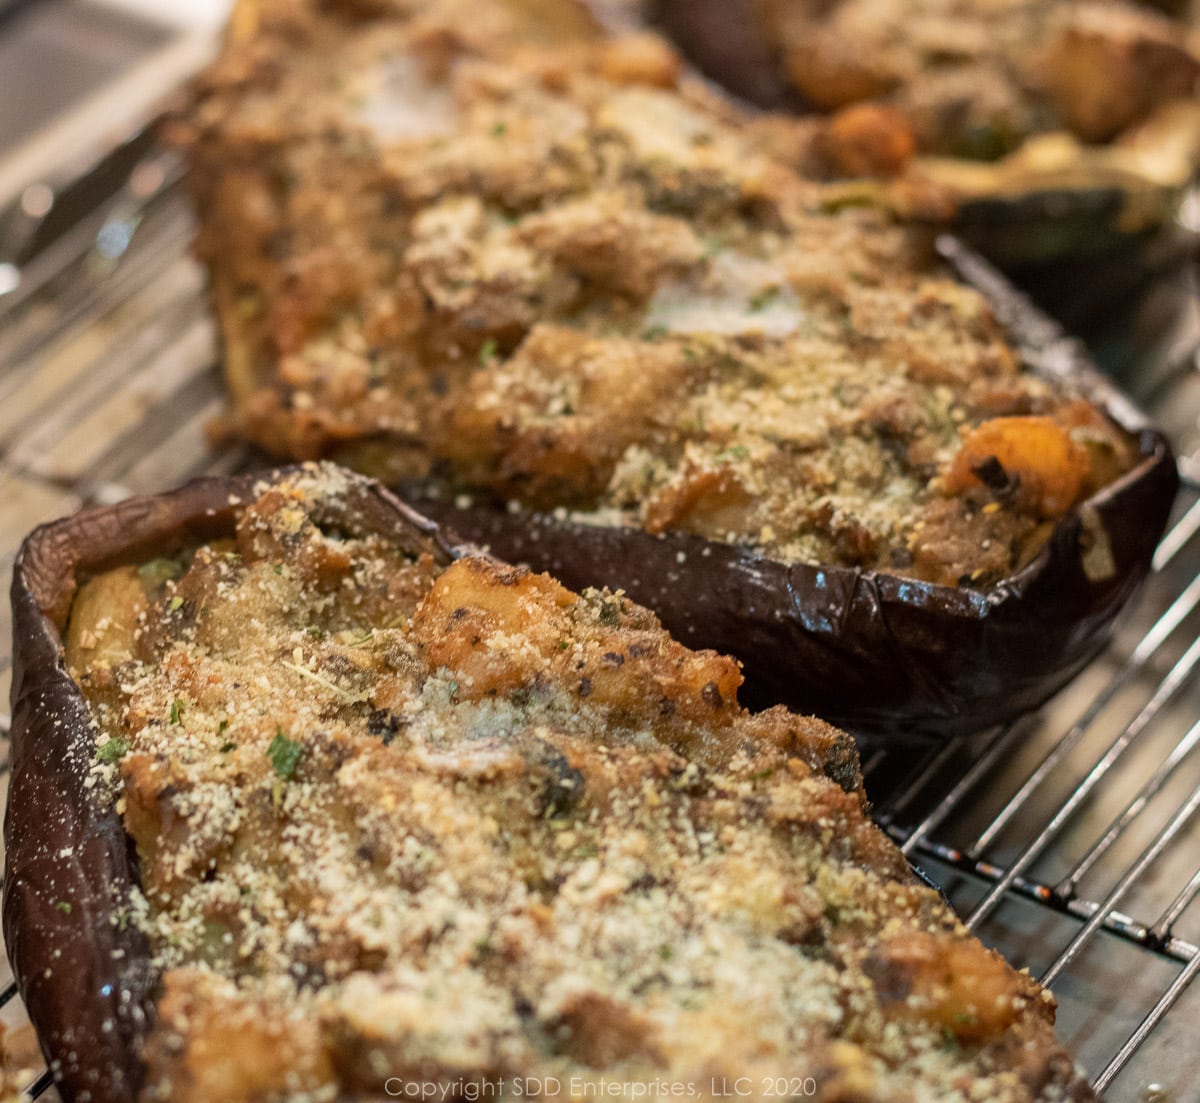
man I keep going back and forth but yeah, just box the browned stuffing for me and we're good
[177,0,1137,589]
[754,0,1199,155]
[65,466,1091,1103]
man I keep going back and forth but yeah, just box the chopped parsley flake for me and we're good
[96,737,130,764]
[479,338,498,366]
[56,901,72,914]
[268,729,304,780]
[168,595,184,612]
[139,558,179,587]
[170,698,184,725]
[748,285,781,312]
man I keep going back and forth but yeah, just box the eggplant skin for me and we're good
[3,469,456,1103]
[5,570,152,1103]
[418,245,1178,742]
[421,438,1172,741]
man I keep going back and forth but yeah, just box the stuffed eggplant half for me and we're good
[417,241,1177,738]
[178,0,1178,740]
[7,464,1096,1103]
[647,0,1200,269]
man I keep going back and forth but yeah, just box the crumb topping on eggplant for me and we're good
[738,0,1199,157]
[65,466,1090,1103]
[178,0,1137,589]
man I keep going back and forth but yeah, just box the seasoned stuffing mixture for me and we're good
[746,0,1199,157]
[67,467,1091,1103]
[0,1025,40,1103]
[178,0,1138,588]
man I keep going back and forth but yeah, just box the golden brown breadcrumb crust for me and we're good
[176,0,1136,588]
[65,466,1093,1103]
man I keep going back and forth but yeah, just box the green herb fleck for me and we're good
[96,737,130,764]
[557,640,570,651]
[219,742,238,754]
[479,338,498,367]
[138,558,179,588]
[659,944,673,961]
[642,324,669,341]
[56,901,72,914]
[168,595,184,612]
[305,625,325,638]
[274,563,284,575]
[491,122,508,138]
[717,445,750,462]
[940,1028,963,1052]
[598,601,622,627]
[748,285,780,312]
[217,719,228,735]
[447,680,459,699]
[509,687,532,707]
[752,768,774,780]
[170,698,183,725]
[267,728,303,780]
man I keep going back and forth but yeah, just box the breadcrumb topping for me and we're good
[66,467,1092,1103]
[178,0,1137,589]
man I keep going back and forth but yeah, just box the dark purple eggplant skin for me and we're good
[416,240,1179,743]
[648,0,796,110]
[3,468,457,1103]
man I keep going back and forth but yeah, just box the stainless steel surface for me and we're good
[0,0,172,157]
[0,41,1198,1103]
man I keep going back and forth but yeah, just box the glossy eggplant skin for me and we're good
[3,469,457,1103]
[417,241,1179,743]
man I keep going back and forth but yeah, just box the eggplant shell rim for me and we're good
[411,237,1179,742]
[2,466,460,1103]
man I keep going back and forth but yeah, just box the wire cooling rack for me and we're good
[0,138,1198,1102]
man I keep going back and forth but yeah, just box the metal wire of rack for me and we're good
[0,145,1198,1102]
